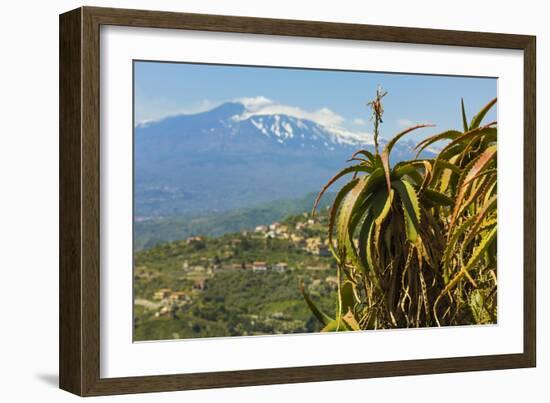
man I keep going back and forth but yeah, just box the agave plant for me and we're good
[301,90,498,330]
[418,98,498,325]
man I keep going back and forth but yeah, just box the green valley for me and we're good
[134,207,338,341]
[134,192,335,250]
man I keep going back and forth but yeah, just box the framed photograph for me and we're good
[59,6,536,396]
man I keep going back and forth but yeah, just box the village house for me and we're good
[325,276,338,289]
[254,225,268,233]
[252,261,268,272]
[269,222,280,231]
[190,265,206,272]
[305,237,321,253]
[169,291,189,302]
[193,278,207,290]
[265,230,277,239]
[290,233,304,244]
[295,221,306,231]
[273,262,288,273]
[305,237,331,256]
[153,288,172,300]
[185,235,204,244]
[155,305,174,317]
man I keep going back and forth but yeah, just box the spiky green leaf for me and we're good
[391,179,421,242]
[469,97,497,130]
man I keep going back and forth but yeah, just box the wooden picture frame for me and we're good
[59,6,536,396]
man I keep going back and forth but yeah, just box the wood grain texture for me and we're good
[523,37,537,367]
[59,8,82,396]
[81,6,102,396]
[59,6,537,396]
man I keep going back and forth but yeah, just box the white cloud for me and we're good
[234,96,273,110]
[235,96,344,127]
[353,118,367,125]
[137,96,359,132]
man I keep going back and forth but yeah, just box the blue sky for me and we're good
[134,61,497,141]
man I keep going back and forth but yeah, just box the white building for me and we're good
[273,262,288,273]
[252,261,268,272]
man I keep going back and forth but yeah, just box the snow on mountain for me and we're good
[134,97,431,217]
[236,113,373,150]
[234,96,344,126]
[136,97,374,150]
[231,96,374,147]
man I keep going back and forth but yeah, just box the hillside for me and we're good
[134,208,338,341]
[134,191,335,250]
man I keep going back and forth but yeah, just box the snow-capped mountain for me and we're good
[136,99,375,153]
[135,99,429,218]
[236,114,374,149]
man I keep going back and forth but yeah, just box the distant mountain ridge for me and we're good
[135,98,432,218]
[134,191,335,251]
[135,101,375,157]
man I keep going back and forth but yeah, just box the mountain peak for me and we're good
[205,101,245,119]
[231,97,345,129]
[234,96,274,111]
[137,97,373,144]
[134,98,432,218]
[137,97,375,149]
